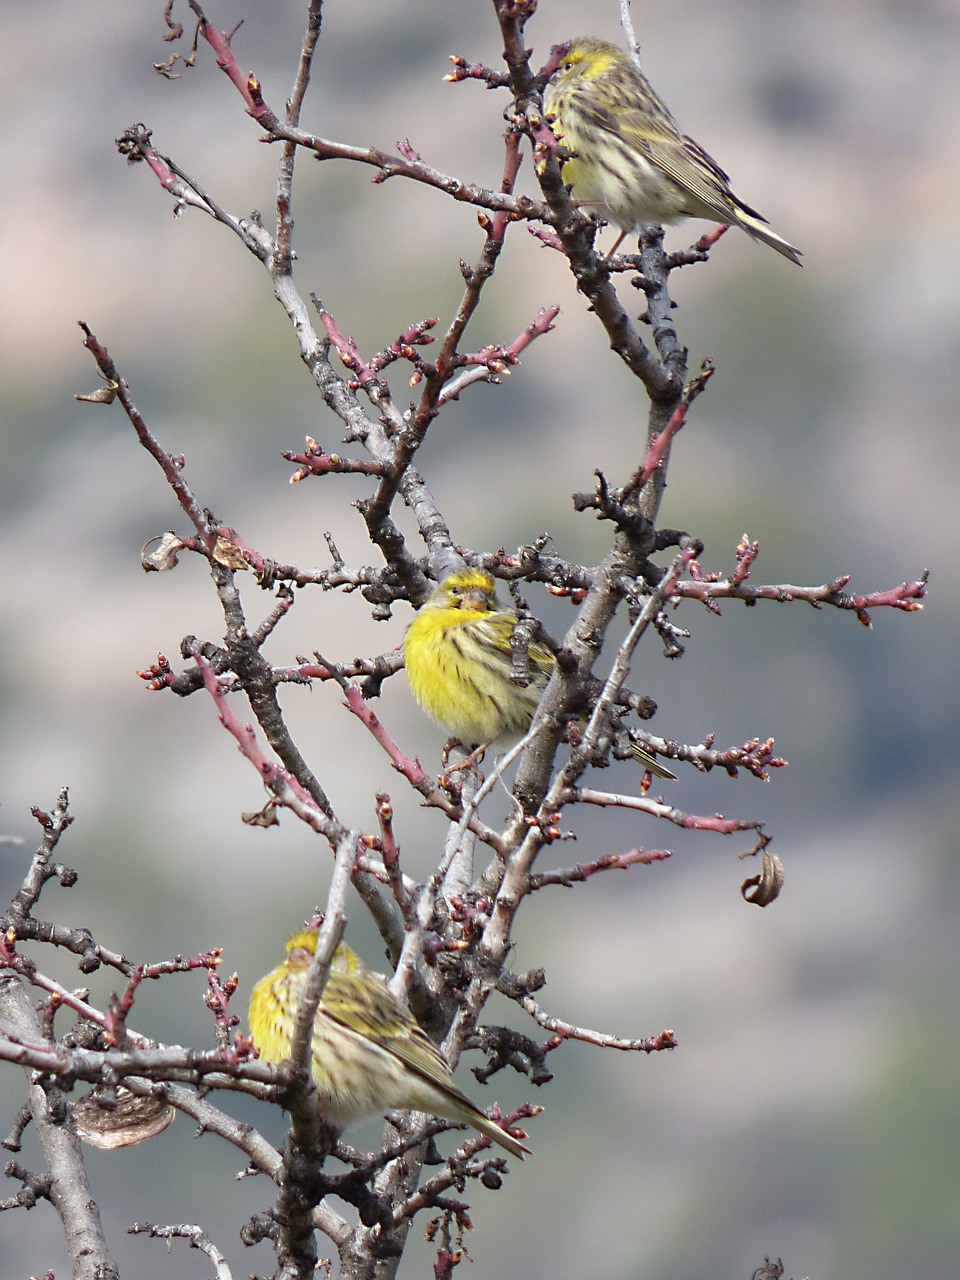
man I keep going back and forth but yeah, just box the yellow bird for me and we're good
[248,929,530,1160]
[403,567,675,778]
[544,36,802,264]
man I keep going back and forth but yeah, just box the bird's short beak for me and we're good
[461,588,491,611]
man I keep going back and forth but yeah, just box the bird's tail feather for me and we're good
[735,209,803,266]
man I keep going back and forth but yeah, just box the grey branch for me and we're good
[0,974,118,1280]
[129,1222,233,1279]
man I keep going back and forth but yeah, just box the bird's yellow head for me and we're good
[283,928,319,970]
[283,929,359,975]
[551,37,625,86]
[425,568,500,615]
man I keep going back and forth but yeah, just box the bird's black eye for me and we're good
[562,59,574,71]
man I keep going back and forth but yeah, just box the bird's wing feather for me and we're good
[465,613,556,682]
[323,970,452,1085]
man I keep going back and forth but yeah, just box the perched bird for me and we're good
[248,928,530,1160]
[543,36,802,265]
[403,567,675,779]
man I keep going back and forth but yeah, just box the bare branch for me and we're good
[519,995,677,1054]
[678,563,929,625]
[528,846,673,889]
[129,1222,233,1279]
[0,977,118,1279]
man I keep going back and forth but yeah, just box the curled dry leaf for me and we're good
[741,850,785,907]
[72,1086,175,1150]
[213,537,249,570]
[242,802,279,828]
[75,382,118,404]
[141,531,184,572]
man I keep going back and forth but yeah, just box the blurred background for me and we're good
[1,0,957,1276]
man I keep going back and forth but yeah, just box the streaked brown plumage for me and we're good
[248,929,529,1159]
[544,37,802,264]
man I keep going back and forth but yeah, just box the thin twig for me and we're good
[288,833,358,1072]
[129,1223,233,1280]
[520,994,676,1053]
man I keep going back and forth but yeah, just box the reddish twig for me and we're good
[695,224,730,252]
[284,651,404,686]
[572,787,771,852]
[116,125,216,214]
[677,566,929,626]
[285,442,389,482]
[444,55,510,89]
[188,1,269,119]
[520,995,677,1053]
[438,305,560,405]
[190,653,370,863]
[625,732,785,781]
[627,359,716,494]
[338,683,433,792]
[316,306,383,393]
[105,967,147,1049]
[164,3,549,223]
[528,847,673,889]
[204,968,240,1050]
[732,533,760,583]
[332,684,506,857]
[1,929,224,1031]
[373,793,413,924]
[79,325,216,551]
